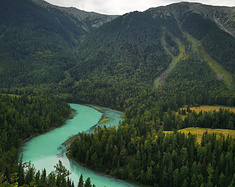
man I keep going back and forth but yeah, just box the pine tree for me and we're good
[78,174,84,187]
[84,177,91,187]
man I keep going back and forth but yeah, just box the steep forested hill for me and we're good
[0,1,234,106]
[0,0,116,87]
[1,1,235,186]
[62,2,235,108]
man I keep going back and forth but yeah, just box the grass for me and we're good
[164,127,235,144]
[94,106,100,110]
[100,118,110,124]
[181,105,235,113]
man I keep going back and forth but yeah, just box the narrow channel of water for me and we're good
[21,104,136,187]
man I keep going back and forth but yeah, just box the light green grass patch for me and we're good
[100,118,110,124]
[181,105,235,113]
[164,127,235,144]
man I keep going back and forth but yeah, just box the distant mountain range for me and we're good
[0,0,234,106]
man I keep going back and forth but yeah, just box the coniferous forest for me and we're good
[0,0,235,186]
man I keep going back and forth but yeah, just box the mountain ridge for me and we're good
[0,1,234,107]
[147,2,235,37]
[31,0,118,31]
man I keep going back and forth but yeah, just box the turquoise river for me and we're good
[21,104,137,187]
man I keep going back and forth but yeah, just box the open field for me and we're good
[164,127,235,143]
[181,105,235,113]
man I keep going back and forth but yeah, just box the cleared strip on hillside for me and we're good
[154,37,186,88]
[186,34,234,90]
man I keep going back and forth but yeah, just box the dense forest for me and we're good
[0,0,235,186]
[0,94,73,186]
[70,109,235,186]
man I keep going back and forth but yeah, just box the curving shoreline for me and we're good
[21,104,135,186]
[63,104,124,145]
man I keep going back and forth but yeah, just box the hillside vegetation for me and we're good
[182,105,235,113]
[0,0,115,87]
[0,94,72,186]
[164,127,235,143]
[0,1,235,186]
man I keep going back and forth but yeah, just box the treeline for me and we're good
[69,88,235,186]
[61,52,234,113]
[177,108,235,130]
[12,160,94,187]
[0,0,82,87]
[160,108,234,131]
[0,94,72,185]
[70,126,235,186]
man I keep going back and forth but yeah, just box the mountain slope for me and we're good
[0,1,234,107]
[65,2,234,107]
[32,0,118,32]
[0,0,116,87]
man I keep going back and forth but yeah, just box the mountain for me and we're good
[1,2,235,186]
[0,1,234,106]
[32,0,118,32]
[0,0,116,87]
[65,2,234,107]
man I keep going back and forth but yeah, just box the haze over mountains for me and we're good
[0,0,234,106]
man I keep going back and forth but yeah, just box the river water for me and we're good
[21,104,136,186]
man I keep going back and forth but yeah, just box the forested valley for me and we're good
[0,0,235,186]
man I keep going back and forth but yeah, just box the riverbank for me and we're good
[63,104,124,145]
[21,106,74,145]
[21,103,136,187]
[67,155,140,187]
[64,105,139,186]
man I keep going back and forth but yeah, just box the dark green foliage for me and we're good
[164,32,179,56]
[202,29,235,74]
[0,2,235,186]
[78,174,84,187]
[0,94,72,184]
[0,0,85,86]
[59,5,234,111]
[70,126,235,186]
[7,160,78,187]
[163,54,230,106]
[70,11,181,85]
[181,12,235,74]
[0,1,234,112]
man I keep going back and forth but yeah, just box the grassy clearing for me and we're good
[181,105,235,113]
[186,34,233,90]
[94,106,100,110]
[100,118,110,124]
[164,127,235,144]
[0,93,21,98]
